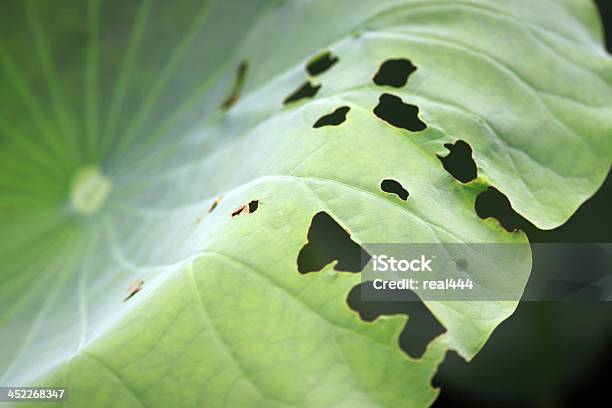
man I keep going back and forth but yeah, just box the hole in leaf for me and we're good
[221,61,248,110]
[306,51,339,76]
[431,350,463,390]
[380,179,409,201]
[373,93,427,132]
[297,211,370,273]
[437,140,477,183]
[455,258,468,271]
[595,0,612,54]
[347,282,446,359]
[313,106,350,128]
[231,199,259,217]
[373,58,417,88]
[475,187,532,232]
[523,170,612,242]
[283,81,321,105]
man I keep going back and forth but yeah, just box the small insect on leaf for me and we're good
[124,279,144,302]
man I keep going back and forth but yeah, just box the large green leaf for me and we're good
[0,0,610,406]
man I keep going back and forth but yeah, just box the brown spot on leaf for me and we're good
[221,61,248,110]
[209,195,224,213]
[231,205,247,217]
[124,279,144,302]
[231,200,260,217]
[1,204,15,218]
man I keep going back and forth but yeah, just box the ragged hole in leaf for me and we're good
[381,179,409,201]
[283,81,321,105]
[475,187,532,232]
[297,211,370,273]
[306,51,339,76]
[373,93,427,132]
[231,200,260,217]
[124,279,144,302]
[347,282,446,359]
[437,140,477,183]
[595,0,612,53]
[313,106,350,128]
[431,350,463,391]
[455,258,468,271]
[221,61,248,110]
[208,195,223,213]
[373,58,417,88]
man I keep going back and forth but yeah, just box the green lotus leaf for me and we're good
[0,0,610,406]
